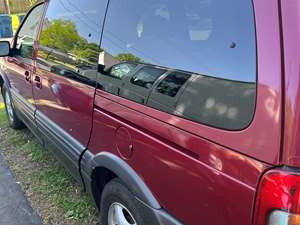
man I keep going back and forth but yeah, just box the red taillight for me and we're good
[253,169,300,225]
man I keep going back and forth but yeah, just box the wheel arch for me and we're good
[88,152,161,210]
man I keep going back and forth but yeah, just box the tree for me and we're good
[116,53,143,64]
[72,42,101,64]
[40,19,102,64]
[40,19,83,53]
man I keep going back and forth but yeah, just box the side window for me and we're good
[16,4,44,60]
[99,0,257,130]
[37,0,108,86]
[176,77,256,130]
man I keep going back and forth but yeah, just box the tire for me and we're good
[100,178,146,225]
[2,85,25,129]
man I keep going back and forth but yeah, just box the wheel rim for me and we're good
[108,203,137,225]
[5,91,14,122]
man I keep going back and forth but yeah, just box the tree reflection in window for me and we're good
[38,19,102,86]
[116,53,144,64]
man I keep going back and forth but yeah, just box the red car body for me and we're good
[0,0,299,225]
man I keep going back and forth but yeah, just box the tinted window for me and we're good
[37,0,108,86]
[176,77,256,129]
[99,0,256,130]
[16,4,44,59]
[131,67,166,89]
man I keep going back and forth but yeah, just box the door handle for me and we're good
[25,71,31,83]
[34,75,42,89]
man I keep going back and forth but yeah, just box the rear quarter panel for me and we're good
[88,0,282,224]
[89,95,269,225]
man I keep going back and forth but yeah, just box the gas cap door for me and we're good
[115,127,133,159]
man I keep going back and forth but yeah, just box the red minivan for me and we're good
[0,0,299,224]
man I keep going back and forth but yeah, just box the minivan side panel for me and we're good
[88,93,269,225]
[86,0,282,224]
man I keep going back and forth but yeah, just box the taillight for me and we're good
[253,169,300,225]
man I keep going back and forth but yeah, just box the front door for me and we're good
[4,3,44,130]
[32,0,108,180]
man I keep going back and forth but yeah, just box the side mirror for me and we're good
[0,41,10,57]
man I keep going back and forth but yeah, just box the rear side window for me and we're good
[99,0,257,130]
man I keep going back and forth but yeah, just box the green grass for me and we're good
[0,107,98,224]
[0,103,7,126]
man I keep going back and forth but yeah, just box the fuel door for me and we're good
[115,127,133,159]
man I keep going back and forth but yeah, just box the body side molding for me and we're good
[35,110,86,183]
[11,88,35,121]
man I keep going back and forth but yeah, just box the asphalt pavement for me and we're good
[0,96,42,225]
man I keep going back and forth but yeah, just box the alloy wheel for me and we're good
[108,202,137,225]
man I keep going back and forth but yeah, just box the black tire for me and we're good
[2,85,25,129]
[100,178,146,225]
